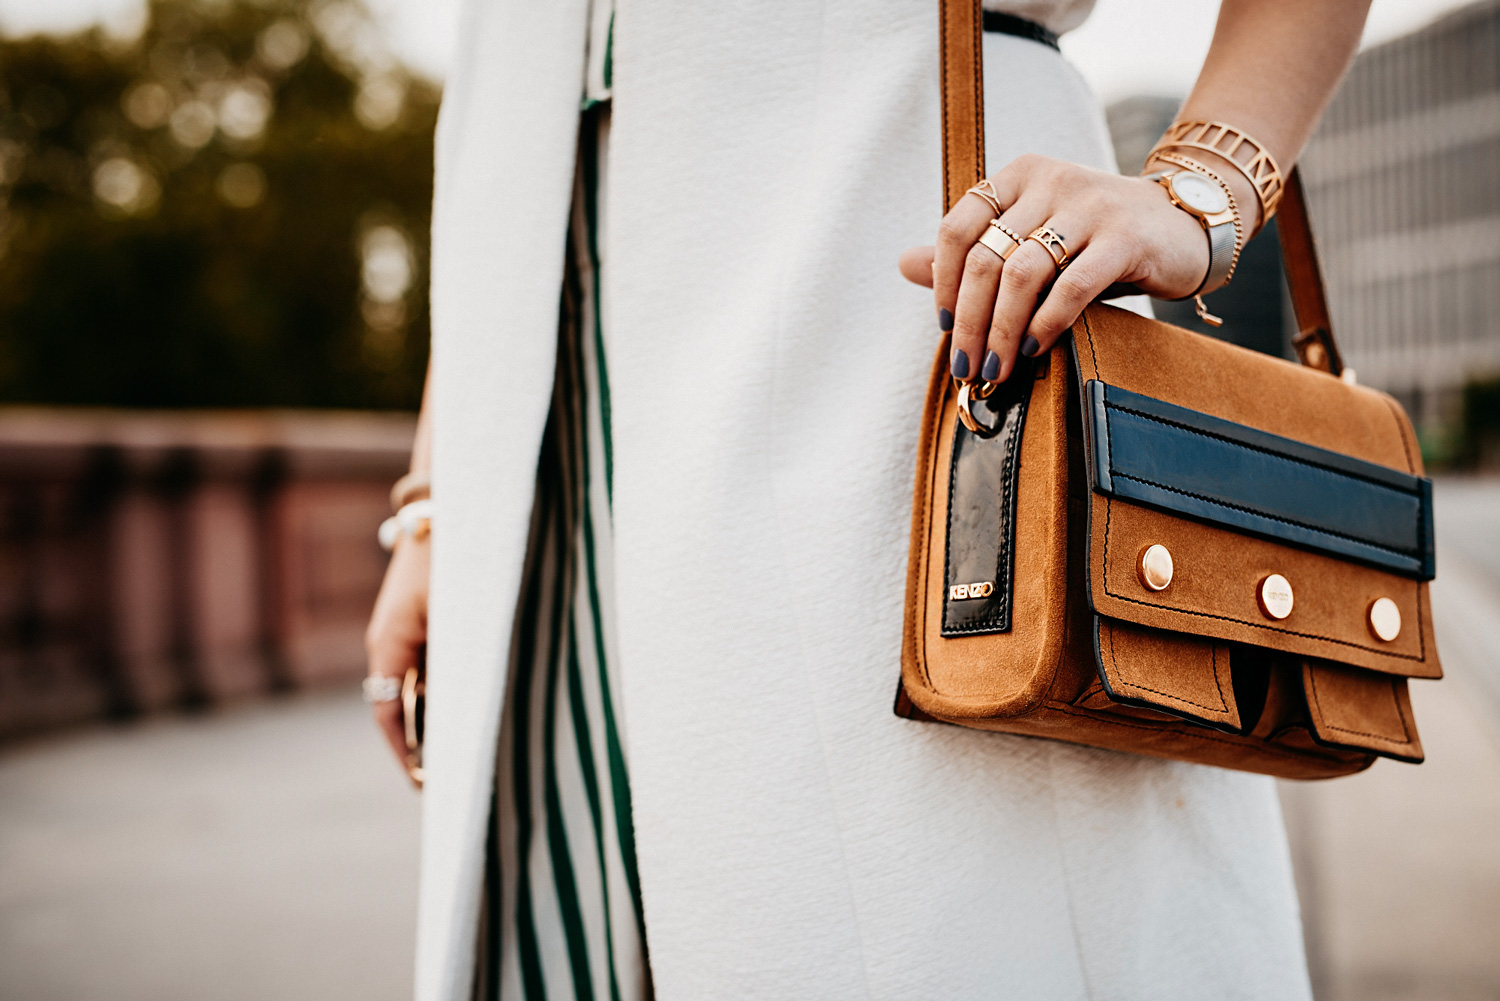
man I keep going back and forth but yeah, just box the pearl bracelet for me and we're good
[378,498,433,551]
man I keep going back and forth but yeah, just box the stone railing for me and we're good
[0,408,415,738]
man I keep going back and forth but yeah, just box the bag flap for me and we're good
[1094,617,1240,732]
[1071,304,1440,679]
[1302,658,1424,762]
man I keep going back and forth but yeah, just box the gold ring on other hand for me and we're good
[976,220,1023,261]
[1026,226,1071,270]
[966,178,1004,216]
[363,675,401,704]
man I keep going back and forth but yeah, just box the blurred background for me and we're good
[0,0,1495,999]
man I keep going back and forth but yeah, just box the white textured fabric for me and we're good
[420,2,1313,999]
[988,0,1096,35]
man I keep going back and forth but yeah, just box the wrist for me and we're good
[1145,121,1286,236]
[390,470,431,513]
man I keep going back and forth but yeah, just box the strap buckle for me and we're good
[1293,326,1344,377]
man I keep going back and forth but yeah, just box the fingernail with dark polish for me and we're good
[938,308,954,332]
[981,350,1000,381]
[1019,335,1041,358]
[950,348,970,379]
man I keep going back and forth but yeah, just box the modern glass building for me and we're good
[1108,0,1500,450]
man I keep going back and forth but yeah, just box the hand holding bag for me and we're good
[896,0,1442,779]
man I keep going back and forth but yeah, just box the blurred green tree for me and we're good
[0,0,436,409]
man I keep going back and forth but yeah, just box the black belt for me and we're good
[982,10,1060,51]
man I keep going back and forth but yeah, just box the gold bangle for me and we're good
[1146,149,1245,285]
[1148,120,1284,232]
[390,471,431,513]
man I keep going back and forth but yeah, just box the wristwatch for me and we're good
[1145,166,1238,297]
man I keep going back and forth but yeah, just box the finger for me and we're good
[933,195,1000,330]
[372,699,409,768]
[1024,240,1133,354]
[365,610,423,775]
[986,222,1085,383]
[951,196,1051,381]
[368,623,422,681]
[949,240,1004,380]
[367,630,419,773]
[933,158,1034,328]
[899,245,935,288]
[959,199,1048,381]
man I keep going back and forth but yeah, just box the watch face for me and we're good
[1172,172,1228,215]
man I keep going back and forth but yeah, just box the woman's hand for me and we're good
[365,533,429,775]
[899,154,1212,383]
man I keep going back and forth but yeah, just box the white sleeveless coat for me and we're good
[419,1,1313,998]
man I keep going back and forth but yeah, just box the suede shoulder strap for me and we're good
[940,0,987,213]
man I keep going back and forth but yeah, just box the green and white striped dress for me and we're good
[471,19,647,996]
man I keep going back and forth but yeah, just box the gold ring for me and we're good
[1026,226,1071,270]
[965,178,1003,216]
[976,219,1022,261]
[956,379,1002,437]
[402,665,425,789]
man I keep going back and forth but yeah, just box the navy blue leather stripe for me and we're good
[1083,381,1436,580]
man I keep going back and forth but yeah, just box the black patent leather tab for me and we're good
[942,368,1034,635]
[1083,380,1436,579]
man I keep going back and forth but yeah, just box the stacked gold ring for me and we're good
[1026,226,1071,270]
[966,178,1004,216]
[976,219,1023,261]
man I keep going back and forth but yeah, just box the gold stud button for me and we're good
[1257,574,1294,620]
[1137,544,1174,592]
[1368,597,1402,642]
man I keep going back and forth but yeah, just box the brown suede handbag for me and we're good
[896,0,1442,779]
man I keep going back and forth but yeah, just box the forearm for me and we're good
[1174,0,1373,227]
[408,362,433,475]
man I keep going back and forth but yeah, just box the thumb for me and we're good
[899,245,936,288]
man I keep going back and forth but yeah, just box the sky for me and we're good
[0,0,1470,101]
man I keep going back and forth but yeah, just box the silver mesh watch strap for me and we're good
[1195,219,1237,296]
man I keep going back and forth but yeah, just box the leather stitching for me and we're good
[913,370,945,689]
[1039,702,1351,765]
[1110,472,1419,559]
[1102,495,1427,662]
[1307,665,1412,744]
[1378,392,1417,474]
[970,0,984,183]
[1080,311,1100,381]
[941,415,959,621]
[1104,619,1230,715]
[938,0,950,208]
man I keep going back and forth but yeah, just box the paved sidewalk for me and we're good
[0,690,420,1001]
[1,481,1496,1001]
[1280,477,1500,1001]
